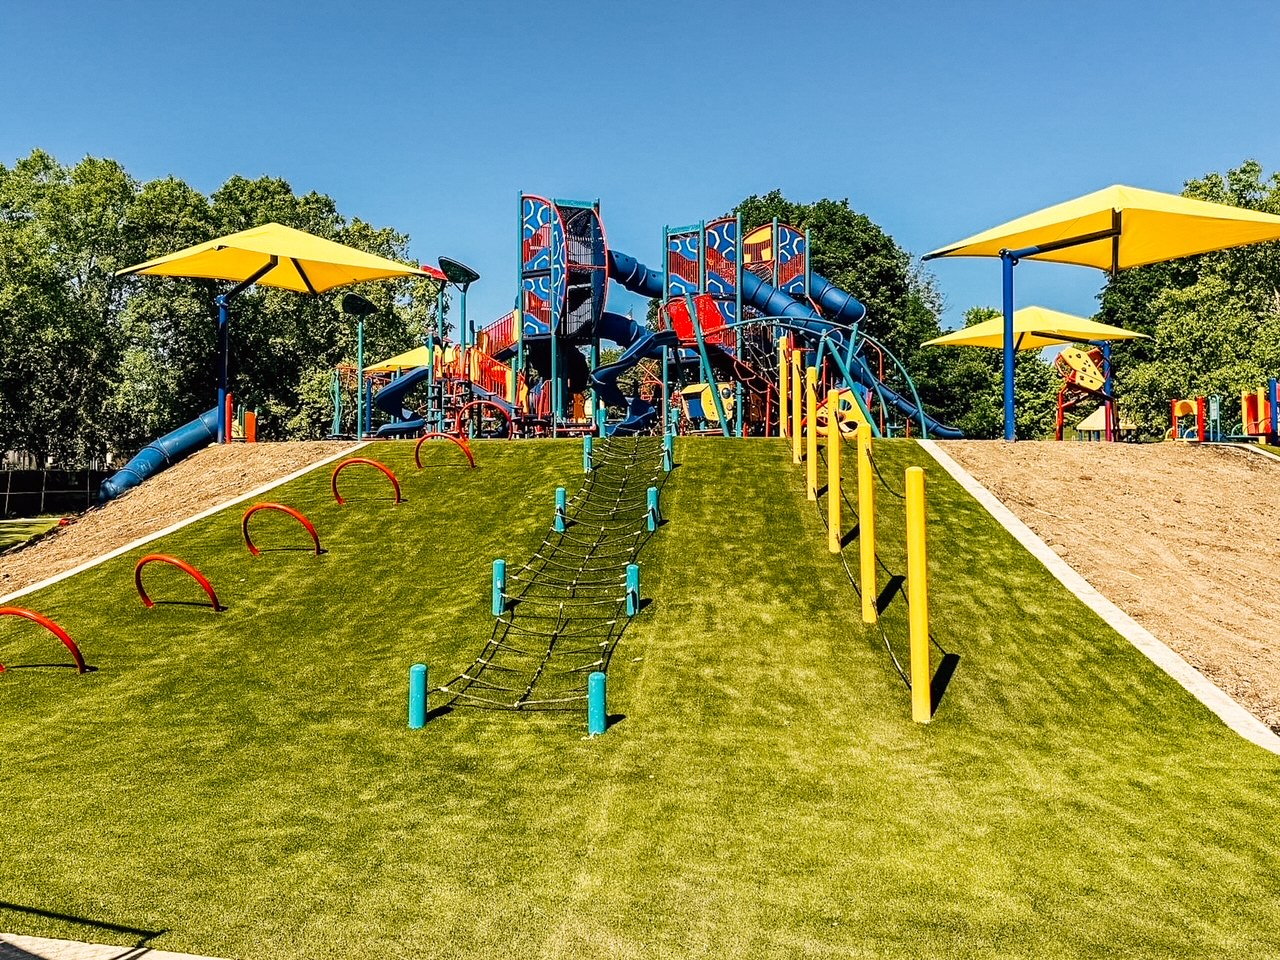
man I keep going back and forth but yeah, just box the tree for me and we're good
[0,149,439,464]
[1100,160,1280,436]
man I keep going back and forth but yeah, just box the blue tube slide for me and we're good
[99,407,219,503]
[373,367,433,437]
[591,310,680,435]
[606,250,961,439]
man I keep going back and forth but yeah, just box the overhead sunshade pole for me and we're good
[215,257,277,444]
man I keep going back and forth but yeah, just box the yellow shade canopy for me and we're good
[1075,405,1135,433]
[924,184,1280,272]
[364,345,433,374]
[923,306,1148,350]
[117,222,441,291]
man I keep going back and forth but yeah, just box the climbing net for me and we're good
[431,435,664,711]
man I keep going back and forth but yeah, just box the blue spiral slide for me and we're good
[99,407,219,503]
[605,251,961,439]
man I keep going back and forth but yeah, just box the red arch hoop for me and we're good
[414,432,476,469]
[0,607,87,673]
[331,457,402,505]
[135,554,222,611]
[454,400,513,439]
[242,503,322,555]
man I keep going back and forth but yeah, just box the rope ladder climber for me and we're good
[430,435,664,711]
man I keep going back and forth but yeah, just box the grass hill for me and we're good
[1,438,1278,959]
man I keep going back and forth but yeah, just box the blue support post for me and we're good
[1000,250,1016,441]
[663,433,673,472]
[587,671,607,736]
[554,487,567,532]
[216,295,229,444]
[583,434,593,472]
[626,563,640,616]
[1270,377,1278,439]
[491,559,506,617]
[647,486,660,532]
[408,663,427,729]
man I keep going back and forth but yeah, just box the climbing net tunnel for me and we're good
[432,436,663,710]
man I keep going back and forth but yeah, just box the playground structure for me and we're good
[1240,379,1279,442]
[358,197,959,443]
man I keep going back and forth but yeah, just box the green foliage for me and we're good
[0,149,438,464]
[1102,160,1280,436]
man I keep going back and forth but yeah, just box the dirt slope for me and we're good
[0,442,353,598]
[941,440,1280,733]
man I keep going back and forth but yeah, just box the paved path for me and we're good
[0,933,223,960]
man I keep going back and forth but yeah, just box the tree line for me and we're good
[0,149,438,468]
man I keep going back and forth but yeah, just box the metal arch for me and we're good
[0,607,87,673]
[242,503,322,556]
[331,457,403,505]
[414,432,476,469]
[134,554,223,611]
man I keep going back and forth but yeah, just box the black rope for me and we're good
[431,435,663,711]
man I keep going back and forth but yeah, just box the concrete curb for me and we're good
[918,439,1280,756]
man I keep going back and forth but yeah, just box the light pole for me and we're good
[342,293,377,438]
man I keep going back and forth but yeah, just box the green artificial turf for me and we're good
[0,517,61,553]
[2,438,1278,959]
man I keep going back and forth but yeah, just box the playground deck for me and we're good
[0,442,354,600]
[941,440,1280,733]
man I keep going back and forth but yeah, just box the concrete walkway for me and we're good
[0,933,223,960]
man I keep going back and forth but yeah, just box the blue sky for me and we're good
[4,0,1278,330]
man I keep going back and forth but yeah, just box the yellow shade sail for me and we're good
[924,184,1280,272]
[364,345,433,374]
[923,306,1148,350]
[117,222,441,291]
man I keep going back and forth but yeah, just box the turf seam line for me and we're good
[918,439,1280,756]
[0,441,369,606]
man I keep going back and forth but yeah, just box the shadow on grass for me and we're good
[4,663,98,672]
[0,901,166,951]
[146,599,224,612]
[876,574,905,615]
[606,713,626,730]
[931,652,961,715]
[251,545,329,556]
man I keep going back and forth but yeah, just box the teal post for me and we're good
[583,434,593,472]
[408,663,427,729]
[647,486,659,532]
[554,487,567,532]
[491,559,506,616]
[356,319,364,439]
[626,563,640,616]
[663,433,674,472]
[587,671,607,736]
[331,369,342,436]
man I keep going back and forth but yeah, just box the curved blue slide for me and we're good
[373,367,433,437]
[591,311,679,434]
[607,251,961,439]
[99,407,219,503]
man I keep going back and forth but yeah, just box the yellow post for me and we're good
[906,465,931,724]
[857,423,876,624]
[777,336,789,438]
[827,390,841,553]
[791,349,803,464]
[805,367,818,500]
